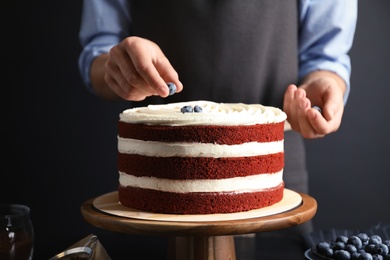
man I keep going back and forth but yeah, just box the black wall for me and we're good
[3,1,390,258]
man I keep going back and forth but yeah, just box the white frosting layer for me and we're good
[119,100,286,126]
[118,138,283,157]
[119,171,283,193]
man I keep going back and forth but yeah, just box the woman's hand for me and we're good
[90,36,183,101]
[283,71,346,139]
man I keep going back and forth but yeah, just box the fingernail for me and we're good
[300,99,308,109]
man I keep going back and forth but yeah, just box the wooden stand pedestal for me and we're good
[81,192,317,260]
[167,236,235,260]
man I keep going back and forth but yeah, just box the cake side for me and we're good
[118,183,284,214]
[117,122,285,144]
[118,153,284,179]
[117,100,286,214]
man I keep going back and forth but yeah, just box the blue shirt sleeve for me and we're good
[78,0,131,93]
[298,0,358,104]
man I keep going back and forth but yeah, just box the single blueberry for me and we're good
[372,254,384,260]
[337,236,350,244]
[180,105,193,113]
[334,249,351,260]
[359,249,367,254]
[194,105,203,113]
[346,244,358,254]
[167,82,176,96]
[359,252,374,260]
[334,241,346,250]
[370,236,383,245]
[317,241,332,256]
[366,244,377,254]
[312,105,322,114]
[358,233,370,245]
[376,243,389,256]
[351,252,361,260]
[348,236,363,250]
[324,248,334,258]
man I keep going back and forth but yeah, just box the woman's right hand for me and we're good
[103,36,183,101]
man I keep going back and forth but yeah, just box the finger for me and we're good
[104,57,130,98]
[155,56,183,93]
[104,71,129,99]
[128,52,170,97]
[283,84,297,113]
[109,47,157,95]
[310,104,343,135]
[321,89,343,121]
[296,94,316,137]
[306,107,329,135]
[283,85,299,131]
[289,87,307,132]
[105,71,152,101]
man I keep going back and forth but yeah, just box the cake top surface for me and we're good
[119,100,287,126]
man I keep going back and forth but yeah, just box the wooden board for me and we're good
[81,190,317,236]
[93,189,302,222]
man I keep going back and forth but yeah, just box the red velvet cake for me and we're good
[117,101,287,214]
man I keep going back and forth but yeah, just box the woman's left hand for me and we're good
[283,71,346,139]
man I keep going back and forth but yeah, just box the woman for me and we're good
[78,0,358,235]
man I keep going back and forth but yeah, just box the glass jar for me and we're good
[0,204,34,260]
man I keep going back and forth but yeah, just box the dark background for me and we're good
[3,1,390,259]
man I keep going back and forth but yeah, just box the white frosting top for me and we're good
[119,100,286,126]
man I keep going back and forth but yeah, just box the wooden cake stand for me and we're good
[81,190,317,260]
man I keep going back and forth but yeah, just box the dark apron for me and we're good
[128,0,311,234]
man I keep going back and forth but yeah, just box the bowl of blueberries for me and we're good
[305,233,390,260]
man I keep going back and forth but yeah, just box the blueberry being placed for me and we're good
[312,105,322,114]
[180,105,193,113]
[167,82,176,96]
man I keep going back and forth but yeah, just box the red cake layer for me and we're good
[118,152,284,179]
[118,121,284,144]
[118,183,284,214]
